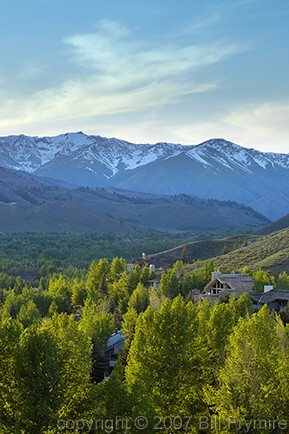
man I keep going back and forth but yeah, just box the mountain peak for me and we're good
[0,132,288,221]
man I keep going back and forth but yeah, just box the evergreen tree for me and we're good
[202,261,215,287]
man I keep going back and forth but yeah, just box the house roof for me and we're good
[107,330,124,352]
[204,273,254,297]
[253,290,289,305]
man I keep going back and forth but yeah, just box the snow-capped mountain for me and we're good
[185,139,289,171]
[0,132,288,220]
[1,132,288,175]
[0,132,183,175]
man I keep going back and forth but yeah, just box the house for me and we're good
[203,272,254,301]
[147,278,161,289]
[127,259,164,289]
[203,271,289,312]
[106,330,126,375]
[250,288,289,312]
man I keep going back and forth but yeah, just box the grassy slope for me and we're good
[149,227,289,276]
[148,234,261,268]
[185,228,289,276]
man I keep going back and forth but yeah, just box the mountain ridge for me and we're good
[0,132,288,220]
[0,165,269,234]
[1,132,289,175]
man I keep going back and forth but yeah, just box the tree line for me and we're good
[0,257,289,433]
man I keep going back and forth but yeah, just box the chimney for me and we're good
[211,271,221,280]
[264,285,274,293]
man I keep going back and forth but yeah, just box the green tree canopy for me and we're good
[126,296,208,426]
[214,306,283,431]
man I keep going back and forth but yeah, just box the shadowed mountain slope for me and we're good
[0,167,269,234]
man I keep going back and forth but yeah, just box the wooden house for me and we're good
[250,289,289,312]
[203,272,254,301]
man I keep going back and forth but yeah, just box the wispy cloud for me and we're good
[64,20,241,90]
[223,102,289,151]
[171,101,289,152]
[0,19,243,134]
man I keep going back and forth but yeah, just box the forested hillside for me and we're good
[0,231,202,276]
[1,256,289,433]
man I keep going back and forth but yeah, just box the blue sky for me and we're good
[1,0,289,152]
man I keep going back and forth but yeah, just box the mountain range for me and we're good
[0,166,268,233]
[0,132,288,221]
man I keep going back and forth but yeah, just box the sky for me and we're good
[0,0,289,153]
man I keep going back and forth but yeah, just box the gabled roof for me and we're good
[253,290,289,304]
[204,273,254,297]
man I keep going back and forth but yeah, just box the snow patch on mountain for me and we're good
[0,133,289,180]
